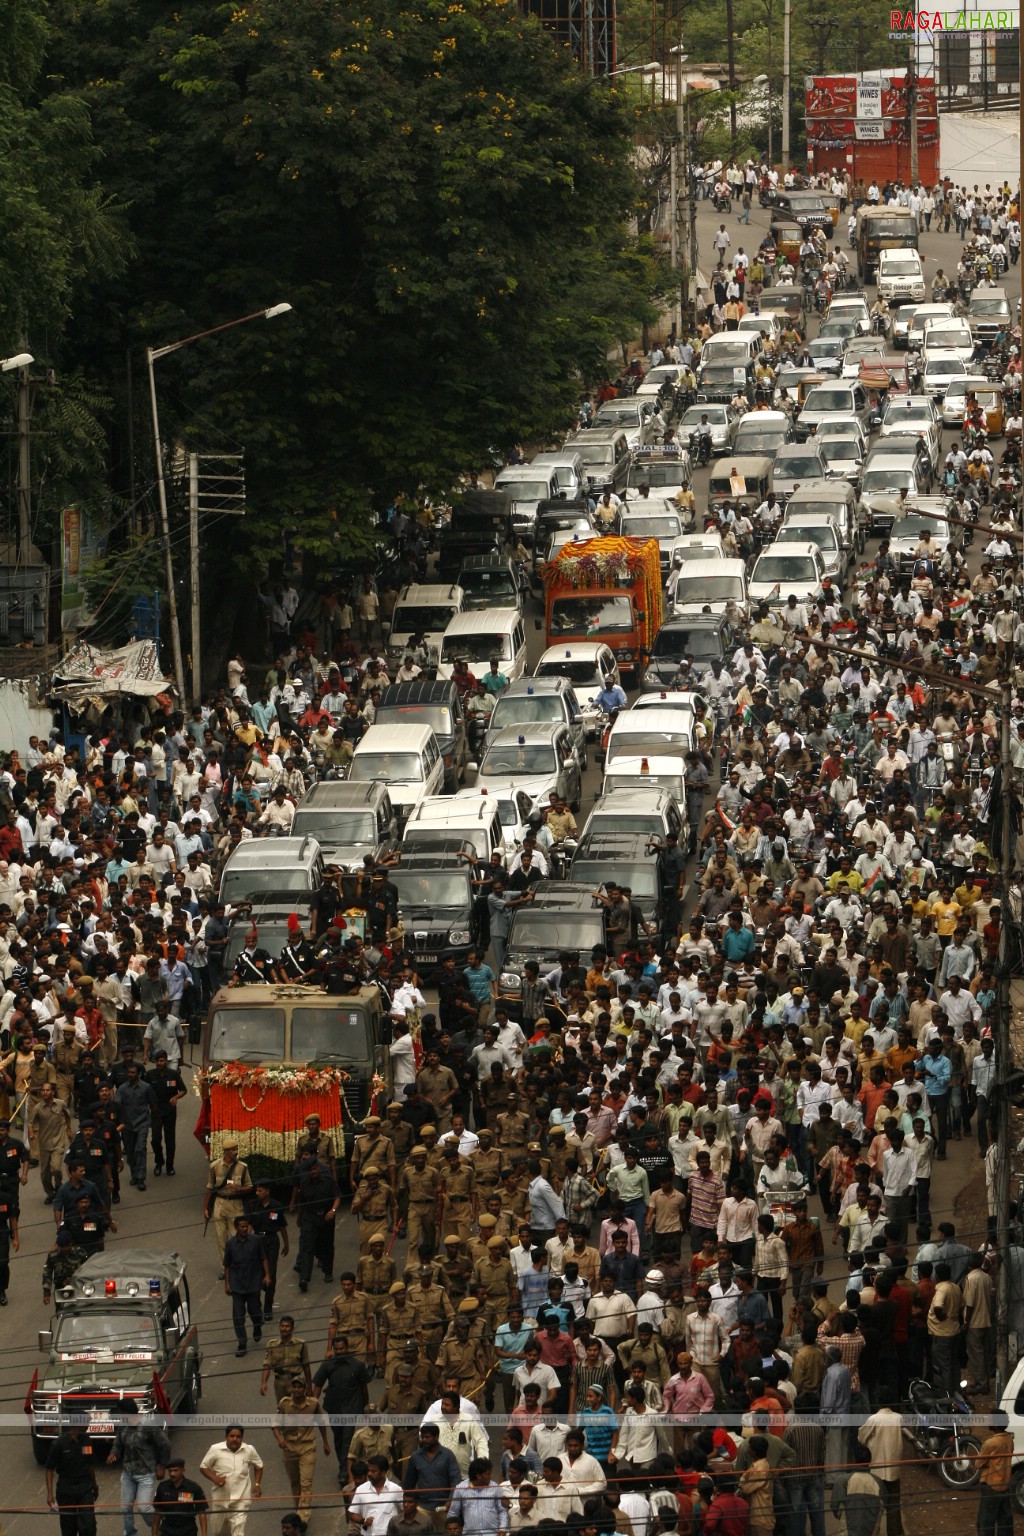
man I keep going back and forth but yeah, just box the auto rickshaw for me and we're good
[964,383,1005,437]
[771,220,804,269]
[859,359,912,423]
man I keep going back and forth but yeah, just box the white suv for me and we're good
[877,248,926,304]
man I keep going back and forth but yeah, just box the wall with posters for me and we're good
[804,72,939,184]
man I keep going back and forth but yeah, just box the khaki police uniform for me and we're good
[263,1335,311,1401]
[205,1152,253,1263]
[328,1287,374,1363]
[399,1161,440,1252]
[440,1161,475,1243]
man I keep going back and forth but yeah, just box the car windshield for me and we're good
[208,1006,286,1060]
[703,343,749,363]
[674,575,745,605]
[892,514,942,540]
[809,339,843,357]
[549,595,633,635]
[481,743,554,776]
[752,554,818,583]
[595,402,642,423]
[575,442,616,468]
[627,462,687,488]
[787,498,848,521]
[388,871,470,909]
[588,809,665,836]
[774,449,822,474]
[496,480,551,502]
[679,407,725,428]
[821,440,861,464]
[571,860,658,898]
[804,387,853,411]
[460,571,517,604]
[969,298,1008,316]
[884,404,931,426]
[391,604,457,633]
[865,215,916,236]
[54,1314,161,1355]
[374,705,453,737]
[291,1008,372,1062]
[862,469,916,491]
[536,659,601,687]
[926,329,969,348]
[490,695,564,729]
[650,626,723,661]
[507,911,602,954]
[350,753,425,782]
[292,810,376,844]
[924,356,966,378]
[221,867,310,902]
[621,515,682,538]
[441,633,511,663]
[778,524,838,554]
[882,259,921,275]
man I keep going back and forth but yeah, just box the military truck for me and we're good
[28,1250,201,1463]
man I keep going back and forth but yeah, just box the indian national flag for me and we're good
[863,864,884,895]
[950,591,972,615]
[718,802,737,832]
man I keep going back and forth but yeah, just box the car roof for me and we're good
[297,781,387,810]
[458,553,516,571]
[514,880,601,912]
[443,608,521,632]
[497,676,571,698]
[224,837,320,866]
[396,583,461,602]
[537,642,610,663]
[657,612,731,631]
[756,541,820,559]
[485,722,566,746]
[574,831,656,857]
[592,785,678,809]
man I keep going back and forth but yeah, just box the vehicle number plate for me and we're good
[418,953,437,964]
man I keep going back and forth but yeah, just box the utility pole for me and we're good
[675,39,686,333]
[189,453,202,705]
[907,56,919,184]
[725,0,737,153]
[781,0,791,170]
[17,355,32,560]
[994,679,1014,1393]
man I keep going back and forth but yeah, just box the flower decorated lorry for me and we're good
[199,984,390,1181]
[543,535,663,686]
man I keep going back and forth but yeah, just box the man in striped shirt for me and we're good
[687,1151,725,1250]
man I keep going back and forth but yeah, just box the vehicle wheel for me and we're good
[579,747,588,773]
[32,1433,49,1466]
[938,1436,981,1488]
[1012,1470,1024,1516]
[182,1362,202,1414]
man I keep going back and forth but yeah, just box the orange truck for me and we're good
[543,535,663,686]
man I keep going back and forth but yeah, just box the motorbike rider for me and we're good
[594,674,628,715]
[870,295,890,334]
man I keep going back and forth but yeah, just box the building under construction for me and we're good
[520,0,617,76]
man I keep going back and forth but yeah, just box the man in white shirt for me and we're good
[347,1457,404,1534]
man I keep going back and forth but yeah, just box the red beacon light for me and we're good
[105,1279,117,1296]
[640,757,650,775]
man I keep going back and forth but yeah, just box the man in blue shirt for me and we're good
[463,952,495,1023]
[721,911,756,964]
[917,1039,952,1157]
[595,677,627,715]
[493,1305,534,1414]
[527,1160,565,1245]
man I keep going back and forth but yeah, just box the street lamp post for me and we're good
[2,354,36,559]
[146,304,292,704]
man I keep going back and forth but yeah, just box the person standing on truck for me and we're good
[152,1459,209,1536]
[107,1400,172,1536]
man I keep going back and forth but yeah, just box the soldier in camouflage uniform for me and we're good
[41,1229,87,1304]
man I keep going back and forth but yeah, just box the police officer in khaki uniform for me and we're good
[273,1375,329,1526]
[435,1312,491,1395]
[260,1316,312,1399]
[293,1114,337,1178]
[403,1247,449,1292]
[385,1340,440,1401]
[439,1235,474,1302]
[481,1193,516,1241]
[350,1116,396,1191]
[378,1365,427,1473]
[525,1140,552,1184]
[382,1102,414,1163]
[378,1282,418,1371]
[474,1237,515,1329]
[495,1094,530,1158]
[469,1128,502,1198]
[466,1212,499,1270]
[414,1052,458,1134]
[439,1143,476,1243]
[356,1235,396,1340]
[203,1140,253,1264]
[351,1170,395,1254]
[418,1124,444,1175]
[499,1166,530,1226]
[26,1045,58,1160]
[52,1025,84,1106]
[406,1265,454,1360]
[546,1125,572,1190]
[327,1271,375,1364]
[399,1146,440,1253]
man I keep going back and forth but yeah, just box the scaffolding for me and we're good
[520,0,617,76]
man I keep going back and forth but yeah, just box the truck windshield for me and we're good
[291,1008,372,1063]
[391,605,457,634]
[208,1007,286,1060]
[54,1314,161,1355]
[864,215,916,237]
[550,596,633,635]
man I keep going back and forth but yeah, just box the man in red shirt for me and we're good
[703,1479,751,1536]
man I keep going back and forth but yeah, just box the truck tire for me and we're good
[182,1361,202,1415]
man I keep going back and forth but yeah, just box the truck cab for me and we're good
[29,1249,200,1463]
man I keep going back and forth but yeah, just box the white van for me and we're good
[493,464,558,542]
[604,707,697,770]
[349,723,444,828]
[672,557,748,621]
[403,795,505,864]
[437,608,528,683]
[877,247,926,304]
[700,331,764,367]
[530,450,586,501]
[387,583,464,665]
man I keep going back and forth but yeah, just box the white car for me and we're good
[817,432,865,483]
[477,722,583,812]
[878,394,943,469]
[941,376,1002,429]
[826,295,872,335]
[635,364,684,399]
[533,642,620,738]
[776,513,848,583]
[840,339,887,379]
[592,397,657,450]
[920,350,968,400]
[907,302,957,352]
[454,784,533,851]
[748,542,827,608]
[922,318,975,369]
[772,442,829,499]
[678,403,739,453]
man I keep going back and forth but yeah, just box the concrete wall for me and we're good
[0,679,54,757]
[940,110,1021,186]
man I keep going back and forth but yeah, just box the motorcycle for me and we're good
[713,190,731,214]
[905,1378,982,1489]
[688,430,712,467]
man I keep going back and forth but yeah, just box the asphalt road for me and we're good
[0,192,1019,1536]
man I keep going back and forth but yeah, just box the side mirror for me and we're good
[38,1330,52,1351]
[464,764,479,788]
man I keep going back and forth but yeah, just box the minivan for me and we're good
[529,450,586,501]
[707,456,772,517]
[784,479,861,553]
[291,781,399,872]
[349,723,445,828]
[565,428,632,493]
[374,679,468,792]
[402,794,505,865]
[672,557,748,621]
[437,608,528,683]
[493,464,559,543]
[387,583,464,666]
[701,331,764,367]
[219,835,325,907]
[604,707,697,771]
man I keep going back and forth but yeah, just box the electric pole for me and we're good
[781,0,791,170]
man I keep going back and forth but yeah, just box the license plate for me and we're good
[89,1420,115,1435]
[418,954,437,964]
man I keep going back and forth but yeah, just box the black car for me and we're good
[568,831,672,944]
[643,615,734,689]
[386,860,478,977]
[374,679,469,793]
[498,882,608,1021]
